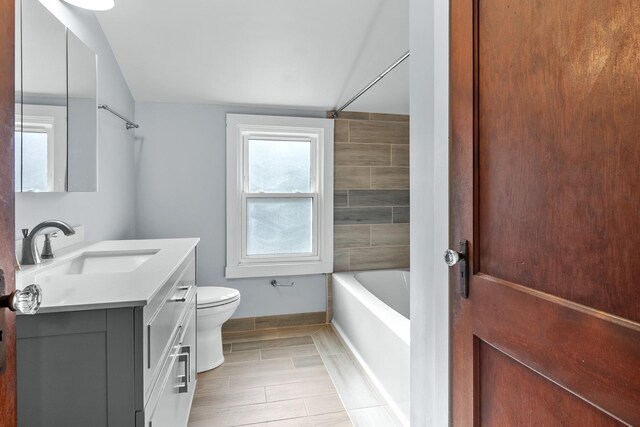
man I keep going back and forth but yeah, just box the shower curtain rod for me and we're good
[331,50,410,118]
[98,104,140,130]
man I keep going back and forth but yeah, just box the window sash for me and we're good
[241,193,319,262]
[242,134,318,194]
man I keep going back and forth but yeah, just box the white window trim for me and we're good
[226,114,334,278]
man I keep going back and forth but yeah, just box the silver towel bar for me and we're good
[98,104,139,129]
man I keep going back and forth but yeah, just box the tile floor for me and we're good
[188,324,400,427]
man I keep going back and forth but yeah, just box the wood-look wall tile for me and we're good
[335,225,370,248]
[371,224,410,247]
[349,246,410,270]
[334,248,350,272]
[336,111,370,120]
[222,317,255,333]
[255,312,326,330]
[334,207,392,225]
[349,120,409,145]
[370,167,409,189]
[391,145,409,167]
[335,144,390,166]
[392,207,410,224]
[334,190,348,208]
[369,113,410,122]
[335,167,370,190]
[335,119,349,142]
[348,190,409,207]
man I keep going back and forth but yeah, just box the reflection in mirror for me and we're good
[17,0,68,192]
[15,0,98,193]
[68,30,98,192]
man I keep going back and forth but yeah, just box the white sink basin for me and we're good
[42,250,160,276]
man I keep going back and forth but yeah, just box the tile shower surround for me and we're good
[331,112,410,272]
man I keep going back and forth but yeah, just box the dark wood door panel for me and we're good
[476,0,640,322]
[478,339,623,426]
[0,0,16,424]
[473,276,640,425]
[452,0,640,424]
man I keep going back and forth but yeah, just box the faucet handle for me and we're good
[22,228,29,238]
[41,233,58,260]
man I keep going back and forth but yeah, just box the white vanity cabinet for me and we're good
[16,247,198,427]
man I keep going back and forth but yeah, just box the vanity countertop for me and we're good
[16,238,199,314]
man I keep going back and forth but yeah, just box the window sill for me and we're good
[225,261,333,279]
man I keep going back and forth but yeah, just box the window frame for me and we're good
[226,114,334,278]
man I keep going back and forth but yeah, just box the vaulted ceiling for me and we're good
[97,0,409,114]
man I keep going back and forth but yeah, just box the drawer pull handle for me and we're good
[170,286,191,303]
[177,345,191,393]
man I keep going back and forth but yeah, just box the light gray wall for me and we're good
[410,0,449,425]
[134,102,328,318]
[15,1,136,242]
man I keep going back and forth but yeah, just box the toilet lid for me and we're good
[197,287,240,308]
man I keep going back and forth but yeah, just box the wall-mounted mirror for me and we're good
[15,0,98,193]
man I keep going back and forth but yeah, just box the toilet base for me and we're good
[197,324,225,373]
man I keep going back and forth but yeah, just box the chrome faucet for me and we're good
[21,220,76,265]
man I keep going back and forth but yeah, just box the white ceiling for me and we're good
[97,0,409,114]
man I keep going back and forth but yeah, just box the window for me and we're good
[226,114,334,278]
[15,104,67,192]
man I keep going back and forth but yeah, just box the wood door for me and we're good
[0,0,16,425]
[450,0,640,425]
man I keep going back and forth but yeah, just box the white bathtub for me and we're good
[332,270,410,425]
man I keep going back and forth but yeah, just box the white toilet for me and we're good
[196,286,241,372]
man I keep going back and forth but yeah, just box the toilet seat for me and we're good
[197,286,240,309]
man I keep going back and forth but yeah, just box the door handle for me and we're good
[0,284,43,314]
[444,240,469,298]
[0,269,43,373]
[0,269,42,315]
